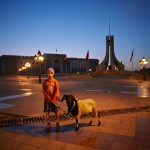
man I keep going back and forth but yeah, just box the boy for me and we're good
[43,68,60,132]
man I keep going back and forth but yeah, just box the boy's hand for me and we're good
[57,98,61,102]
[46,95,51,100]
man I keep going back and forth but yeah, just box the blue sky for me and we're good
[0,0,150,71]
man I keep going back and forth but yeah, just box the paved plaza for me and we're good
[0,75,150,150]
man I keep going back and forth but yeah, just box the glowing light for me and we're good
[25,62,31,68]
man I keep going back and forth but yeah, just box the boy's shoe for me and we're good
[45,122,51,131]
[56,122,60,132]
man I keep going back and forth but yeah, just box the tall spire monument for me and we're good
[99,19,125,71]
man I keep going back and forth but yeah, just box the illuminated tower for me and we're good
[99,20,125,71]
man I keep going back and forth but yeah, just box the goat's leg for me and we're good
[89,113,92,126]
[75,118,79,131]
[97,115,101,126]
[66,109,70,118]
[95,110,101,126]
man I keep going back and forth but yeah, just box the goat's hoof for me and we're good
[75,127,79,131]
[98,121,101,126]
[56,122,60,132]
[89,121,92,126]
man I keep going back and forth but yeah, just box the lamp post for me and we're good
[34,50,44,83]
[22,66,26,76]
[19,68,22,75]
[25,62,31,79]
[140,57,148,81]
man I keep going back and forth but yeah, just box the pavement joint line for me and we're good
[0,105,150,128]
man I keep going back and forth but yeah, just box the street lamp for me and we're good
[140,57,148,81]
[25,62,31,79]
[34,50,44,83]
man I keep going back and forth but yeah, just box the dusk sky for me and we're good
[0,0,150,71]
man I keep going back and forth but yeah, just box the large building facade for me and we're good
[0,53,99,75]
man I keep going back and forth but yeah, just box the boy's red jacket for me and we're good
[43,78,60,102]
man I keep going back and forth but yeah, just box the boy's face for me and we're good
[48,72,54,79]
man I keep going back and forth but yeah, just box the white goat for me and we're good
[61,94,101,131]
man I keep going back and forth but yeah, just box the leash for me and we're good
[51,101,66,113]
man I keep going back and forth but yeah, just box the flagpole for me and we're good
[64,55,67,76]
[66,61,67,76]
[132,55,133,78]
[86,50,89,72]
[132,48,134,78]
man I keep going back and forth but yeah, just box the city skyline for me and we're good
[0,0,150,71]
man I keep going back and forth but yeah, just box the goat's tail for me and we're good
[92,103,98,117]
